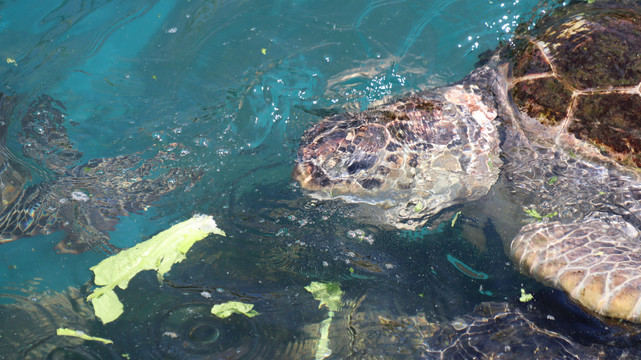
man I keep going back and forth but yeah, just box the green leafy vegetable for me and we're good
[305,281,343,360]
[211,301,260,318]
[486,159,494,171]
[305,281,343,312]
[524,208,557,221]
[56,328,113,344]
[547,176,558,185]
[519,288,533,302]
[451,211,461,227]
[87,214,225,324]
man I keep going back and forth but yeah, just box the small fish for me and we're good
[447,254,488,280]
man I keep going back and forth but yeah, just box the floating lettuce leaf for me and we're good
[451,211,461,227]
[56,328,113,344]
[315,316,333,360]
[87,214,225,324]
[520,288,534,302]
[305,281,343,360]
[305,281,343,312]
[90,290,123,325]
[211,301,260,318]
[524,207,557,221]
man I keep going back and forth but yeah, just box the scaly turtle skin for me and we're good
[0,94,197,253]
[504,0,641,324]
[345,297,641,359]
[295,0,641,324]
[510,0,641,169]
[293,88,501,230]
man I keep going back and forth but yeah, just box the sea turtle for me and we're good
[345,295,641,359]
[294,0,641,324]
[0,93,197,253]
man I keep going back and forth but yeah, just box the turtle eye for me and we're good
[347,157,376,174]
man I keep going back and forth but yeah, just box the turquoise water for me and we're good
[4,0,634,359]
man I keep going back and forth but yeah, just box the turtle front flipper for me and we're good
[0,94,32,215]
[0,153,199,253]
[19,95,83,175]
[49,154,200,253]
[510,216,641,323]
[0,94,201,253]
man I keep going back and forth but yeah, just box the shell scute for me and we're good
[546,12,641,89]
[511,77,572,126]
[511,41,552,78]
[570,93,641,167]
[510,2,641,168]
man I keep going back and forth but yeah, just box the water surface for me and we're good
[3,0,630,359]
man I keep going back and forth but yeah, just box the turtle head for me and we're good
[294,85,502,230]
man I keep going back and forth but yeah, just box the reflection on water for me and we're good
[348,297,641,359]
[0,283,104,359]
[2,0,641,358]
